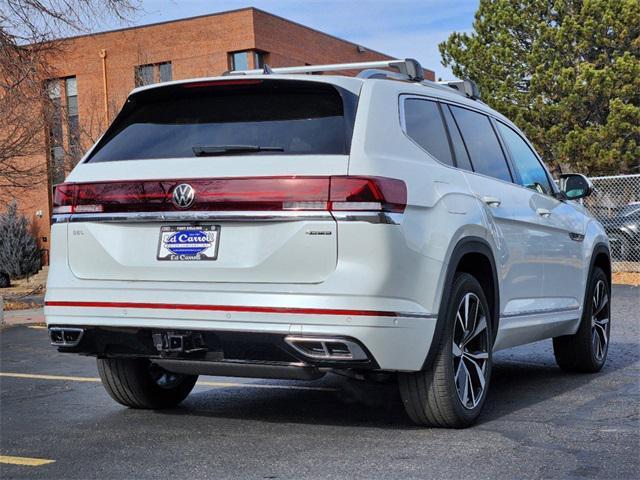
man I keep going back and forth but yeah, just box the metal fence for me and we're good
[583,174,640,272]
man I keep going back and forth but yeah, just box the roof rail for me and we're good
[225,58,425,82]
[436,79,481,100]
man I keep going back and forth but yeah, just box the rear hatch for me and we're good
[56,78,359,284]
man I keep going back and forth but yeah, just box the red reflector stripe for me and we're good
[45,300,403,317]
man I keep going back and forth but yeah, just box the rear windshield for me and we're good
[86,80,358,162]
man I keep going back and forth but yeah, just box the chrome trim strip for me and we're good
[331,211,403,225]
[52,210,404,225]
[500,306,580,319]
[52,211,333,224]
[396,312,437,319]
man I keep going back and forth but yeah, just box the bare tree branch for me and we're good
[0,0,138,193]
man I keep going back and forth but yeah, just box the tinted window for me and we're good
[87,81,356,162]
[496,122,552,194]
[441,105,473,171]
[450,106,512,182]
[403,98,453,166]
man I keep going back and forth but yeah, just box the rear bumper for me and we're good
[45,303,437,371]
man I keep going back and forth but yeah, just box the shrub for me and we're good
[0,201,41,279]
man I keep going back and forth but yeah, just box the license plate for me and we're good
[157,225,220,261]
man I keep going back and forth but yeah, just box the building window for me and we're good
[229,50,268,71]
[253,51,266,69]
[46,80,65,185]
[134,61,172,87]
[65,77,80,162]
[46,76,81,186]
[229,51,249,71]
[159,62,172,83]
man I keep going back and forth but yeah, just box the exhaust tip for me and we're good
[49,327,85,347]
[284,336,368,361]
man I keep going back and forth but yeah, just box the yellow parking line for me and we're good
[0,372,100,383]
[27,325,47,329]
[0,372,336,392]
[0,455,55,466]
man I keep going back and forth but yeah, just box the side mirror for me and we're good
[559,173,594,200]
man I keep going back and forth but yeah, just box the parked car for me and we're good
[45,59,611,428]
[602,202,640,261]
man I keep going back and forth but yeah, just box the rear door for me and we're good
[494,121,584,310]
[58,79,358,284]
[445,104,548,314]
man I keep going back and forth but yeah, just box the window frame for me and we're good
[398,93,458,168]
[398,92,561,195]
[440,101,475,172]
[228,50,268,71]
[445,103,516,184]
[134,61,172,88]
[253,51,266,69]
[398,94,457,168]
[84,80,358,163]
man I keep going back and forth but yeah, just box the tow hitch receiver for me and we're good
[152,332,206,356]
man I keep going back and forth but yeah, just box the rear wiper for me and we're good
[192,145,285,156]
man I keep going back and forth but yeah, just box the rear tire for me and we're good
[399,273,493,428]
[97,358,198,409]
[553,267,610,373]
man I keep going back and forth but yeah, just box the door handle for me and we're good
[482,196,501,207]
[536,208,551,217]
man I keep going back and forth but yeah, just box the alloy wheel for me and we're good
[591,279,610,362]
[452,292,490,409]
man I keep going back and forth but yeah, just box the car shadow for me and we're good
[155,340,637,430]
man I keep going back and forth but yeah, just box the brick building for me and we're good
[2,7,434,262]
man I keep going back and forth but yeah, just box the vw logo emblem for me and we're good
[173,183,195,209]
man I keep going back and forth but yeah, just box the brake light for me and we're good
[52,177,406,215]
[329,177,406,213]
[182,79,263,88]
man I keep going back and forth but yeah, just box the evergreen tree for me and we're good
[439,0,640,175]
[0,201,41,278]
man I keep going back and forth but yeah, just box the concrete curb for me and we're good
[0,306,45,327]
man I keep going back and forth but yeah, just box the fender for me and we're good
[588,242,612,283]
[421,236,500,370]
[580,242,611,321]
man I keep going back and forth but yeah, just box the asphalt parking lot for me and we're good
[1,285,638,479]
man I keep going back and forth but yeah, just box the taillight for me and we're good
[329,177,406,213]
[52,176,406,215]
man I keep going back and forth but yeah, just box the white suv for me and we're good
[46,59,611,427]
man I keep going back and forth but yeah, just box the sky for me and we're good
[100,0,479,79]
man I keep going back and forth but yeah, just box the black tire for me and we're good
[97,358,198,409]
[0,272,10,289]
[553,267,610,373]
[398,272,493,428]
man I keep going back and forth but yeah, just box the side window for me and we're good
[449,106,513,183]
[496,122,553,195]
[403,98,454,166]
[441,105,473,172]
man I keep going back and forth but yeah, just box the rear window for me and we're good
[403,98,454,166]
[86,80,357,162]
